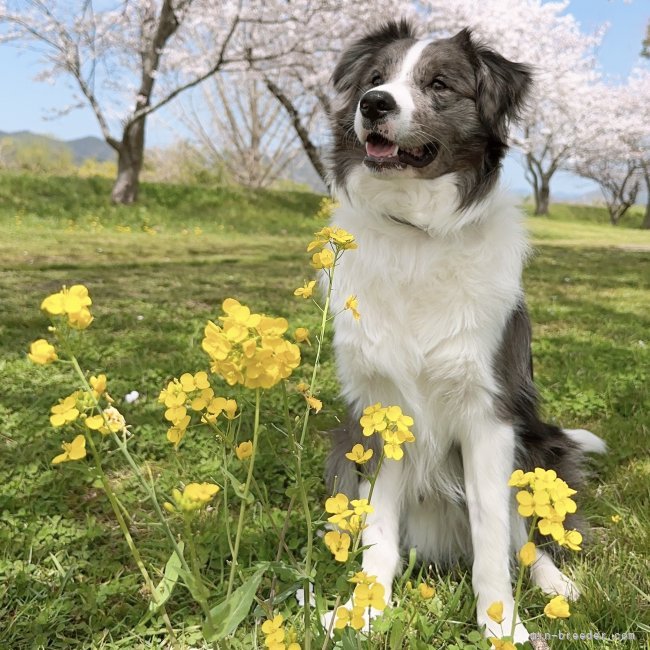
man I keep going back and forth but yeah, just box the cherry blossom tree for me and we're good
[568,78,647,226]
[625,66,650,228]
[179,72,311,188]
[0,0,340,203]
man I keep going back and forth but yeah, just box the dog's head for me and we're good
[330,20,532,207]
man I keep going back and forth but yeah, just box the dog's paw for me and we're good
[478,603,529,647]
[534,568,580,601]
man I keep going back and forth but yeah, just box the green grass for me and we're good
[1,174,648,649]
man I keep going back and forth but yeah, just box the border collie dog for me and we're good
[324,20,605,643]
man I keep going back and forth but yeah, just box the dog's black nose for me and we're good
[359,90,397,122]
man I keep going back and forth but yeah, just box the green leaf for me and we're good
[223,468,254,504]
[202,564,267,641]
[149,542,184,612]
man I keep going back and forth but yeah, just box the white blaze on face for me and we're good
[355,39,432,143]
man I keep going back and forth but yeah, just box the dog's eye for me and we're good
[370,72,383,86]
[430,78,448,91]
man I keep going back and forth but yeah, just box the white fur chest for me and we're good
[329,173,528,462]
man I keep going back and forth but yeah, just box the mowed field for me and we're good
[1,174,648,649]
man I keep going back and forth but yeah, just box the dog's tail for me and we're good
[563,428,607,455]
[325,416,383,498]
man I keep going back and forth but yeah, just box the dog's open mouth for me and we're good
[364,132,437,169]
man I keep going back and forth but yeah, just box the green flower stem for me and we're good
[82,421,180,650]
[226,388,261,598]
[221,447,236,560]
[185,515,210,603]
[296,261,337,649]
[353,451,384,553]
[510,515,538,640]
[67,355,217,641]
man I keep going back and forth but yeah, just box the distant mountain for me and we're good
[0,130,115,163]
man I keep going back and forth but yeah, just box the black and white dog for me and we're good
[324,20,605,643]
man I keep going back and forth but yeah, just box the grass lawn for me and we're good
[1,174,648,649]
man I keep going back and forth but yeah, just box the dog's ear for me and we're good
[454,29,532,143]
[332,18,416,94]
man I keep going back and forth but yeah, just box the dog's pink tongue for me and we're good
[366,139,398,158]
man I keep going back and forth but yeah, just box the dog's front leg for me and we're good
[322,459,403,632]
[357,457,403,600]
[461,420,529,644]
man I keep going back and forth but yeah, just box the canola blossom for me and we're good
[41,284,94,330]
[235,440,253,460]
[509,467,582,551]
[487,601,505,624]
[167,482,220,513]
[489,639,517,650]
[28,338,57,365]
[335,605,366,631]
[418,583,435,599]
[360,403,415,460]
[345,443,373,464]
[293,280,316,299]
[158,371,238,446]
[202,299,301,390]
[518,541,537,566]
[52,434,87,464]
[50,392,82,427]
[323,530,351,562]
[344,294,361,320]
[544,595,571,619]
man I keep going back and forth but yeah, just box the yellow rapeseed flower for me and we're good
[41,284,94,330]
[294,280,316,299]
[89,374,107,397]
[489,639,516,650]
[323,530,351,562]
[50,393,81,427]
[345,444,373,464]
[206,397,238,420]
[508,469,534,488]
[353,582,386,610]
[28,339,58,365]
[350,498,373,516]
[349,571,376,585]
[261,613,284,634]
[202,299,300,389]
[359,403,415,461]
[305,395,322,413]
[486,601,505,624]
[557,529,582,551]
[52,435,86,464]
[538,514,566,541]
[519,541,537,566]
[344,295,361,320]
[544,595,570,619]
[311,248,335,270]
[294,327,310,344]
[171,482,220,512]
[516,489,553,518]
[418,583,435,599]
[334,605,365,631]
[611,514,621,523]
[235,440,253,460]
[85,407,126,435]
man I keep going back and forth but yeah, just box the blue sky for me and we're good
[0,0,647,195]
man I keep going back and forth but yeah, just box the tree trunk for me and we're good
[264,78,329,188]
[111,118,146,204]
[642,170,650,230]
[534,179,550,215]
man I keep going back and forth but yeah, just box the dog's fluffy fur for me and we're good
[324,20,605,642]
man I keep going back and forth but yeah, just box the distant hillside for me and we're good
[0,130,115,164]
